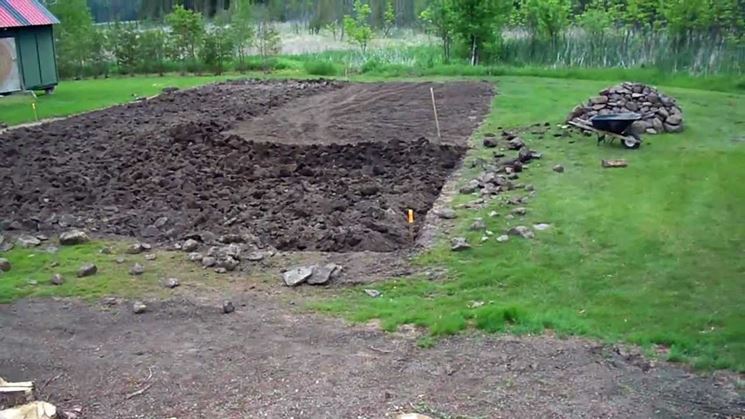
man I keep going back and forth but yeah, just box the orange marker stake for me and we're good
[407,209,415,224]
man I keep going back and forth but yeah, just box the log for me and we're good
[602,159,628,168]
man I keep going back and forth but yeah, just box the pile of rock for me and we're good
[567,82,684,134]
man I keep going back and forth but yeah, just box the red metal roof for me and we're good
[0,0,59,29]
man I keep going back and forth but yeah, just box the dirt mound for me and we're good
[568,82,684,134]
[0,80,491,252]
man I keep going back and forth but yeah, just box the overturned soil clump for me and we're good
[0,80,493,252]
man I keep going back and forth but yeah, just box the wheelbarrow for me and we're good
[568,113,642,149]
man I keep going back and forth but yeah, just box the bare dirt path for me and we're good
[1,296,741,418]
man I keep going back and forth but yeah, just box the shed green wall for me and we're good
[0,25,58,91]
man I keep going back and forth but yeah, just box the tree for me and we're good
[48,0,96,79]
[451,0,512,65]
[383,0,396,37]
[343,0,374,52]
[166,5,205,64]
[256,21,282,57]
[229,0,255,67]
[520,0,571,42]
[202,27,235,74]
[139,29,169,75]
[110,22,141,74]
[418,0,455,62]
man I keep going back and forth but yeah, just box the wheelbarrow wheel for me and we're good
[622,133,641,149]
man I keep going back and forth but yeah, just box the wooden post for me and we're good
[430,87,442,142]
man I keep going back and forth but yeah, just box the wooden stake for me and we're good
[430,87,442,142]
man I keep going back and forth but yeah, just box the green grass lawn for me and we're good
[315,76,745,372]
[0,73,743,371]
[0,75,231,125]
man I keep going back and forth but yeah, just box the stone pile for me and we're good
[567,82,684,134]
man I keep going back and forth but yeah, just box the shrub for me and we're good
[303,60,339,76]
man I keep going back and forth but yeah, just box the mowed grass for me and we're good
[0,75,230,125]
[314,76,745,371]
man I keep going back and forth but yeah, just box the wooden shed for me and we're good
[0,0,59,94]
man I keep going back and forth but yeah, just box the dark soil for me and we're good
[1,297,741,418]
[0,80,492,252]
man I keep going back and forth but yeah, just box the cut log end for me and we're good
[602,159,629,168]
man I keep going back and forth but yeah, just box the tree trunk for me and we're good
[470,36,477,66]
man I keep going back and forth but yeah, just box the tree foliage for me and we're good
[343,0,374,52]
[165,5,205,62]
[49,0,96,78]
[451,0,512,64]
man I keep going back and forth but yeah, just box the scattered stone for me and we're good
[602,159,628,168]
[16,235,41,248]
[450,237,471,251]
[125,243,146,254]
[101,297,119,306]
[36,234,48,241]
[283,266,314,286]
[222,301,235,314]
[132,301,147,314]
[480,236,489,243]
[162,86,180,94]
[488,211,499,218]
[469,218,486,231]
[553,164,565,173]
[153,216,169,228]
[245,252,265,262]
[50,261,59,267]
[508,226,535,239]
[163,278,180,288]
[44,245,58,254]
[459,179,481,194]
[0,258,11,272]
[496,234,510,242]
[364,289,382,298]
[214,267,228,274]
[182,239,200,252]
[59,230,90,245]
[483,137,498,148]
[77,264,97,277]
[99,246,112,255]
[533,223,552,231]
[308,263,343,285]
[187,252,203,262]
[525,184,535,192]
[507,137,525,150]
[140,243,152,251]
[434,208,457,220]
[218,256,240,271]
[511,207,527,216]
[50,273,64,285]
[27,279,38,286]
[201,256,217,268]
[144,254,157,261]
[129,263,145,276]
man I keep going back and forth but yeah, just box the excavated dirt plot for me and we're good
[0,80,493,251]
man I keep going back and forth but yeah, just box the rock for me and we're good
[650,117,664,133]
[508,226,535,239]
[364,289,381,298]
[201,256,217,268]
[182,239,200,252]
[459,179,481,194]
[129,263,145,276]
[553,164,565,173]
[450,237,471,251]
[602,159,628,168]
[283,266,314,286]
[99,246,112,255]
[50,273,64,285]
[511,207,527,216]
[16,235,41,248]
[214,267,228,274]
[590,95,608,104]
[667,114,682,125]
[245,252,266,262]
[533,223,552,231]
[115,257,125,264]
[153,216,169,228]
[77,264,97,277]
[480,236,489,243]
[483,137,498,148]
[0,258,10,272]
[125,243,145,254]
[308,263,342,285]
[162,86,180,94]
[433,208,457,220]
[657,107,670,119]
[664,122,683,133]
[218,256,240,271]
[525,184,535,192]
[163,278,180,288]
[489,211,498,217]
[44,246,58,254]
[141,225,160,237]
[144,254,157,261]
[222,301,235,314]
[133,301,147,314]
[518,146,533,163]
[496,234,510,242]
[507,137,525,150]
[187,252,203,262]
[469,218,486,231]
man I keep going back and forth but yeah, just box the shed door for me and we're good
[0,38,21,94]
